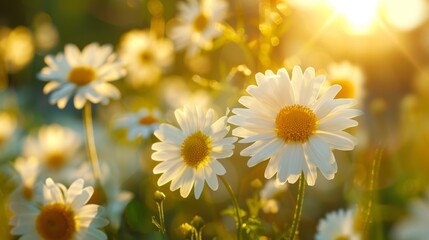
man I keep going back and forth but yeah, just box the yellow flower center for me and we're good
[139,115,158,125]
[330,79,355,98]
[335,236,350,240]
[36,203,76,240]
[140,50,154,64]
[68,66,96,86]
[46,151,66,169]
[193,14,208,32]
[181,131,211,168]
[275,104,317,143]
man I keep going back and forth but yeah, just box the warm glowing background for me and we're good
[1,0,429,239]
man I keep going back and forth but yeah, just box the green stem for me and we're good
[220,176,242,240]
[288,172,306,240]
[83,103,102,184]
[157,202,166,236]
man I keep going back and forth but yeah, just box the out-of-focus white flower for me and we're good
[0,26,34,73]
[326,61,365,104]
[78,162,133,230]
[9,178,109,240]
[152,106,237,199]
[115,108,161,140]
[0,111,17,145]
[33,13,59,52]
[392,191,429,240]
[315,208,361,240]
[38,43,126,109]
[168,0,228,56]
[10,156,42,202]
[23,124,82,183]
[260,179,287,200]
[229,66,360,185]
[119,30,173,87]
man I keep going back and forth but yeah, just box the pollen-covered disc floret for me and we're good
[229,66,361,185]
[38,43,126,109]
[9,178,109,240]
[152,106,237,199]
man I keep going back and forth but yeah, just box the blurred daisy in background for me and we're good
[0,26,34,74]
[119,30,173,88]
[0,111,17,145]
[38,43,126,109]
[259,179,287,214]
[315,208,361,240]
[168,0,228,56]
[229,66,360,185]
[22,124,83,184]
[392,190,429,240]
[9,178,109,240]
[115,108,161,140]
[78,162,134,230]
[326,61,365,103]
[10,156,42,202]
[152,106,237,198]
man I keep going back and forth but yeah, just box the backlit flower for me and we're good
[229,66,360,185]
[0,26,34,73]
[38,43,125,109]
[115,108,161,140]
[315,208,361,240]
[23,124,82,183]
[152,106,237,198]
[0,111,17,145]
[9,178,109,240]
[11,156,41,202]
[119,30,173,87]
[326,61,365,103]
[168,0,228,56]
[392,190,429,240]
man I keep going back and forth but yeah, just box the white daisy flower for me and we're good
[229,66,360,185]
[152,106,237,199]
[11,156,42,202]
[315,208,361,240]
[168,0,228,56]
[119,30,173,87]
[392,190,429,240]
[326,61,365,103]
[38,42,126,109]
[23,124,83,184]
[115,108,161,140]
[9,178,109,240]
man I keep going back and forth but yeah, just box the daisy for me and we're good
[0,111,17,145]
[315,208,361,240]
[9,178,109,240]
[392,190,429,240]
[23,124,83,183]
[152,106,237,199]
[114,108,161,140]
[118,30,173,87]
[11,156,41,202]
[168,0,228,56]
[38,42,126,109]
[229,66,360,185]
[326,61,365,102]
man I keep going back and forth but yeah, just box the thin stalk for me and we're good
[288,172,306,240]
[220,176,242,240]
[83,103,101,183]
[157,202,166,236]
